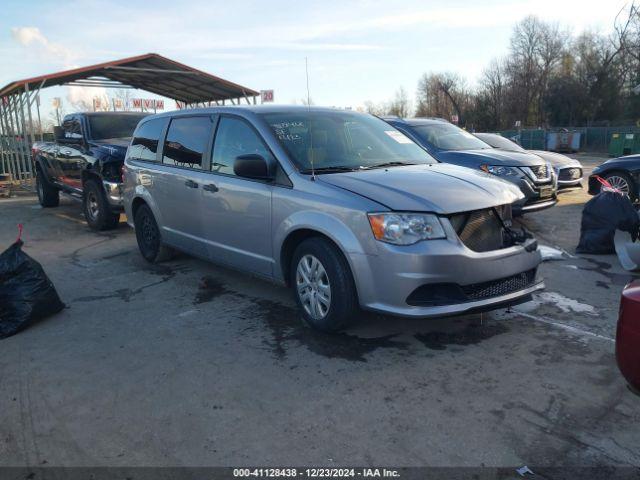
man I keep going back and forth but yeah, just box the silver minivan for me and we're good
[123,106,543,331]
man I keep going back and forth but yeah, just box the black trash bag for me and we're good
[0,238,65,338]
[577,191,640,254]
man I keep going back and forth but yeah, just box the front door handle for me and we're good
[185,179,199,189]
[203,183,218,193]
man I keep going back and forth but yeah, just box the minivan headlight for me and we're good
[480,165,521,177]
[367,213,446,245]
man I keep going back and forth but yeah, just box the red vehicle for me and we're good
[617,280,640,394]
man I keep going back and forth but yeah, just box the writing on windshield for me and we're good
[261,111,435,172]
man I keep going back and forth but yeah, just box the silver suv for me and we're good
[123,106,544,331]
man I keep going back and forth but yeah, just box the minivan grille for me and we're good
[449,208,506,252]
[529,164,550,180]
[462,269,537,300]
[406,269,538,307]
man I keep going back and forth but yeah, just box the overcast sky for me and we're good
[0,0,629,119]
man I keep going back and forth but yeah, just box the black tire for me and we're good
[82,179,120,231]
[134,204,173,263]
[604,172,637,202]
[36,167,59,207]
[290,237,359,332]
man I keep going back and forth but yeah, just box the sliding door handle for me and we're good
[203,183,219,193]
[184,179,199,188]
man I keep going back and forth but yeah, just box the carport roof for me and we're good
[0,53,259,103]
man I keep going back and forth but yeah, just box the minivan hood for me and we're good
[318,163,524,214]
[436,148,544,168]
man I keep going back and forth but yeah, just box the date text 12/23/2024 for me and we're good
[233,468,400,478]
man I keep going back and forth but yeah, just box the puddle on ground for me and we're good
[192,275,521,361]
[195,276,231,304]
[414,320,509,350]
[578,258,639,286]
[193,275,408,362]
[252,298,408,362]
[100,250,131,261]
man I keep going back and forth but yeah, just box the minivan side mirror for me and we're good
[233,154,274,181]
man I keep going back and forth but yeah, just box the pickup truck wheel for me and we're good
[134,204,173,263]
[290,237,359,332]
[83,179,120,231]
[36,168,59,207]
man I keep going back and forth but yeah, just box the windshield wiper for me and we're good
[299,166,361,174]
[362,161,419,169]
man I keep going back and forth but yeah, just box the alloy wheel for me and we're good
[296,254,331,320]
[606,175,630,195]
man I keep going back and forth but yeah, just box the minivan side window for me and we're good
[128,118,165,161]
[162,116,213,169]
[211,116,274,177]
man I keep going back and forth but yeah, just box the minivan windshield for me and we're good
[475,133,525,152]
[260,111,436,172]
[88,114,149,141]
[411,123,491,151]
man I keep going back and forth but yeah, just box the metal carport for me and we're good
[0,53,260,186]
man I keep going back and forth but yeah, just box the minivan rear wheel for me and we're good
[290,237,359,332]
[134,204,173,263]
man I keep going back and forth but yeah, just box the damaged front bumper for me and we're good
[350,213,544,318]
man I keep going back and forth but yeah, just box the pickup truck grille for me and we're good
[449,207,509,252]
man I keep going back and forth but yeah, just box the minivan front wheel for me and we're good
[291,238,359,331]
[134,204,173,263]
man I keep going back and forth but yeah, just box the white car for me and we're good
[475,132,583,192]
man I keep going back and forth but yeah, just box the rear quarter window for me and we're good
[162,116,213,169]
[128,118,166,161]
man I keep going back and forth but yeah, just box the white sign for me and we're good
[515,120,522,128]
[451,114,459,124]
[52,97,61,109]
[261,90,274,103]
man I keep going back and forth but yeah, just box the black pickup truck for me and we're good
[32,112,148,230]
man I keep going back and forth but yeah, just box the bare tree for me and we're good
[505,16,568,125]
[478,59,505,129]
[415,73,468,123]
[111,89,134,111]
[388,87,411,117]
[364,100,386,116]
